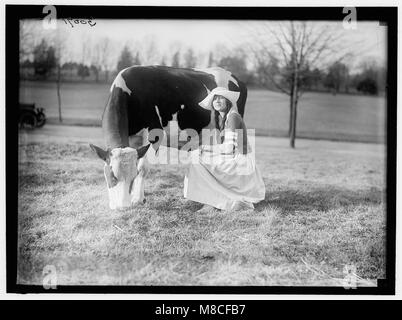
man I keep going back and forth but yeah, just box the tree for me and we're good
[324,62,349,94]
[255,55,280,90]
[160,55,167,66]
[207,52,215,67]
[251,22,351,148]
[81,35,92,66]
[352,58,385,95]
[172,51,180,67]
[91,39,104,82]
[308,68,325,91]
[98,37,112,82]
[133,52,141,65]
[211,43,230,65]
[78,64,90,79]
[117,45,134,71]
[61,61,78,78]
[140,36,159,65]
[20,20,40,63]
[90,46,101,82]
[33,39,56,77]
[218,53,251,84]
[41,29,69,123]
[356,78,378,95]
[52,32,68,123]
[184,48,197,68]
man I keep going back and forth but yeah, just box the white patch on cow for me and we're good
[154,105,164,128]
[202,84,211,96]
[194,67,239,89]
[110,68,132,95]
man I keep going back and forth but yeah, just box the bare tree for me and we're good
[20,20,36,63]
[117,45,134,71]
[98,38,113,82]
[91,37,112,82]
[20,20,44,68]
[183,48,197,68]
[167,41,183,67]
[81,34,92,65]
[250,22,352,148]
[133,52,141,65]
[171,51,180,67]
[139,36,159,65]
[207,52,215,67]
[324,61,350,94]
[195,51,208,68]
[211,43,230,65]
[50,30,69,123]
[91,43,101,82]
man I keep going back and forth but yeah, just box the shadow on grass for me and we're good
[152,171,184,190]
[150,194,203,213]
[255,182,383,213]
[147,175,383,215]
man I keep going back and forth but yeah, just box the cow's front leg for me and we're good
[131,156,149,205]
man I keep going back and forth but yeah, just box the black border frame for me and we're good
[6,5,397,295]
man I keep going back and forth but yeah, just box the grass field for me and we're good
[17,126,386,286]
[19,81,386,143]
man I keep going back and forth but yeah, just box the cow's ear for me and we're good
[90,144,110,162]
[136,144,151,159]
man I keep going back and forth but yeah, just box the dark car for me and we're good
[19,103,46,129]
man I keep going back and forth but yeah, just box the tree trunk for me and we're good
[290,96,298,148]
[57,64,62,123]
[288,91,293,137]
[290,68,298,148]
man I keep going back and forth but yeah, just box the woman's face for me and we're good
[212,95,228,112]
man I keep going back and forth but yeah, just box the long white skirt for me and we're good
[183,149,266,210]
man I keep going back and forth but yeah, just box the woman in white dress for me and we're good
[183,87,266,212]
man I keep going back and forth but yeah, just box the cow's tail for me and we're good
[101,89,113,126]
[237,81,248,118]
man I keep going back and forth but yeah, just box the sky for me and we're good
[23,18,387,72]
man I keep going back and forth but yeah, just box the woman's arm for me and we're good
[201,112,245,155]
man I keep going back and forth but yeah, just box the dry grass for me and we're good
[17,129,386,286]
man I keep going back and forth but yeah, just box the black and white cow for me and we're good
[90,65,247,209]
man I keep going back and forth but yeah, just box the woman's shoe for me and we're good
[229,201,254,211]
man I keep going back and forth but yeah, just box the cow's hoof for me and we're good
[142,198,146,204]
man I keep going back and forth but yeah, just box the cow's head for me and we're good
[90,144,150,210]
